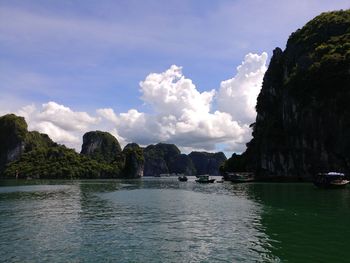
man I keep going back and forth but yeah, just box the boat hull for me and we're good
[230,178,255,183]
[313,172,349,189]
[224,172,255,183]
[314,180,349,189]
[195,179,215,183]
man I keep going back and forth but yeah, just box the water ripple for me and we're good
[0,179,282,262]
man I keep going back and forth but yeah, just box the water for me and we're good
[0,178,349,262]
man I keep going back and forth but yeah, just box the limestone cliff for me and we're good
[122,143,144,178]
[143,143,180,176]
[168,154,196,176]
[224,10,350,180]
[189,151,227,176]
[0,114,55,174]
[81,131,122,163]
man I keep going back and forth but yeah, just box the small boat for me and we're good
[195,175,215,183]
[178,175,188,182]
[224,172,255,183]
[314,172,349,188]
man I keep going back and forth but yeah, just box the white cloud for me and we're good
[37,102,98,131]
[96,55,267,152]
[16,102,99,149]
[34,121,80,145]
[140,65,215,117]
[217,52,268,125]
[9,53,268,153]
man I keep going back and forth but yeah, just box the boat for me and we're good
[313,172,349,188]
[224,172,255,183]
[178,175,188,182]
[195,175,215,183]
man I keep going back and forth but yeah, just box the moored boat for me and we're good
[314,172,349,188]
[195,175,215,183]
[224,172,255,183]
[178,175,188,182]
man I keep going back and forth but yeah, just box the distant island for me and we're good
[222,9,350,181]
[0,114,226,179]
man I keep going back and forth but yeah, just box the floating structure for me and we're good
[195,175,215,183]
[224,172,255,183]
[178,175,188,182]
[313,172,349,188]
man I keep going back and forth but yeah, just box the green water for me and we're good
[0,178,349,262]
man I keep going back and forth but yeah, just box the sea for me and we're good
[1,177,349,262]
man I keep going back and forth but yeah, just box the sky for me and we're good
[0,0,349,156]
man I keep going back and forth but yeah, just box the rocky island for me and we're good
[222,9,350,181]
[0,114,226,179]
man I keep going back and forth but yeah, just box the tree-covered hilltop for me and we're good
[143,143,181,176]
[122,143,145,178]
[189,151,227,176]
[0,114,137,179]
[3,146,121,179]
[81,131,122,163]
[142,143,226,176]
[223,9,350,180]
[0,114,56,172]
[0,114,226,179]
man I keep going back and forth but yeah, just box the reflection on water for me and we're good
[1,178,349,262]
[244,183,350,263]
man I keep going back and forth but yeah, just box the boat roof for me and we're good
[318,172,345,176]
[328,172,345,176]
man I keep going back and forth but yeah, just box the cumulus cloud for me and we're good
[16,102,99,148]
[140,65,215,117]
[217,52,268,124]
[10,53,268,153]
[97,55,267,152]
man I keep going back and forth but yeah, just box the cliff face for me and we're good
[81,133,145,179]
[143,143,180,176]
[0,114,27,171]
[189,151,227,176]
[1,115,228,178]
[122,143,144,178]
[226,10,350,179]
[0,114,55,174]
[142,143,226,176]
[168,154,196,176]
[81,131,122,163]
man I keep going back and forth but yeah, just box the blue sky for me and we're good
[0,0,349,154]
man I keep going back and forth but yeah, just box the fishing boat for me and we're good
[313,172,349,188]
[224,172,255,183]
[178,175,188,182]
[195,175,215,183]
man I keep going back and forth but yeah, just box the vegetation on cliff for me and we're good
[4,146,120,179]
[121,143,144,178]
[0,114,225,179]
[0,115,141,179]
[143,143,181,176]
[168,154,196,176]
[0,114,56,172]
[81,131,122,163]
[223,9,350,179]
[189,151,227,176]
